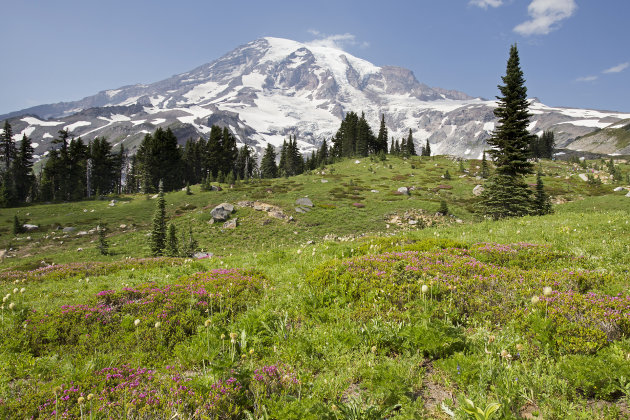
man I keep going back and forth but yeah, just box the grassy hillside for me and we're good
[1,155,630,419]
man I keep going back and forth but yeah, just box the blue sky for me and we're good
[1,0,628,114]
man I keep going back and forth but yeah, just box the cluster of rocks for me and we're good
[237,201,290,221]
[385,209,457,229]
[209,203,238,228]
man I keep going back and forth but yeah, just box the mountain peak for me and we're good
[2,37,630,159]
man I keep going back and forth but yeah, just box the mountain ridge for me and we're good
[2,37,630,159]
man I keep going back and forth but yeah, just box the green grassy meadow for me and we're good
[1,155,630,419]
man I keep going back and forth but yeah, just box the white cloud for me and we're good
[469,0,503,9]
[603,62,629,74]
[575,75,598,82]
[306,31,369,50]
[514,0,577,36]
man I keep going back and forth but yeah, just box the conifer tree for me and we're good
[13,214,23,235]
[97,224,109,255]
[423,139,431,157]
[376,115,388,154]
[438,200,449,216]
[533,170,553,215]
[13,134,35,203]
[181,224,198,257]
[478,44,534,219]
[165,223,179,257]
[406,129,416,156]
[1,121,16,170]
[260,144,278,178]
[318,139,329,166]
[150,181,167,256]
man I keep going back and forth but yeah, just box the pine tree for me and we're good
[444,169,451,180]
[13,214,23,235]
[406,129,416,156]
[479,44,535,219]
[13,134,35,203]
[97,224,109,255]
[540,130,555,159]
[181,224,198,257]
[423,139,431,157]
[150,181,167,256]
[438,200,449,216]
[222,127,238,177]
[260,144,278,178]
[376,115,388,154]
[165,223,179,257]
[481,151,489,179]
[533,170,553,215]
[318,139,329,166]
[1,121,16,170]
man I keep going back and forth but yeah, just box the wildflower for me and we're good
[229,332,238,340]
[20,288,25,294]
[134,319,140,327]
[9,302,15,310]
[531,296,540,304]
[77,396,85,405]
[204,319,212,327]
[421,284,429,294]
[155,322,161,329]
[13,288,18,294]
[488,335,495,343]
[2,296,7,303]
[87,394,94,401]
[249,349,254,355]
[516,343,524,352]
[220,334,225,340]
[543,286,552,297]
[53,386,62,395]
[371,345,377,353]
[241,354,247,359]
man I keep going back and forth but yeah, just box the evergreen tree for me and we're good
[406,129,416,156]
[444,169,451,180]
[479,44,534,219]
[88,137,116,196]
[260,144,278,178]
[422,139,431,157]
[13,214,23,235]
[318,139,329,166]
[181,224,198,257]
[12,134,35,203]
[376,115,388,154]
[1,121,16,170]
[533,170,553,215]
[355,112,373,156]
[165,223,179,257]
[222,127,238,177]
[481,151,489,179]
[278,140,288,177]
[136,128,182,192]
[97,224,109,255]
[150,181,167,256]
[438,200,449,216]
[206,125,223,178]
[541,130,555,159]
[394,139,401,155]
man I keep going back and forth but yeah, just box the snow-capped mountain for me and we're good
[2,37,630,159]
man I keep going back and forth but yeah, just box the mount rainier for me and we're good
[2,37,630,159]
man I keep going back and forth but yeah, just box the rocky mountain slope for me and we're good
[2,37,630,159]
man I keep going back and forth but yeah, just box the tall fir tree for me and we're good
[165,223,179,257]
[478,44,535,220]
[1,121,16,170]
[150,180,167,256]
[406,129,416,156]
[422,139,431,157]
[318,139,329,166]
[533,170,553,215]
[376,115,388,154]
[13,134,35,203]
[260,144,278,178]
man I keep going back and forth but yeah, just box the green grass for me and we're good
[1,155,630,419]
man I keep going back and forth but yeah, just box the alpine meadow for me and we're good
[2,3,630,419]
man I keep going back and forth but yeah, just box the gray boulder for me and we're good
[296,197,313,207]
[193,252,213,259]
[62,227,77,233]
[397,187,409,195]
[223,218,238,229]
[626,191,630,198]
[472,185,484,196]
[23,224,39,231]
[613,186,624,192]
[211,203,234,221]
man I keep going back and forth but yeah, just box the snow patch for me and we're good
[64,121,92,132]
[562,119,614,129]
[131,120,146,126]
[42,132,53,139]
[483,122,495,132]
[32,142,39,149]
[151,118,166,125]
[21,116,64,127]
[527,120,537,131]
